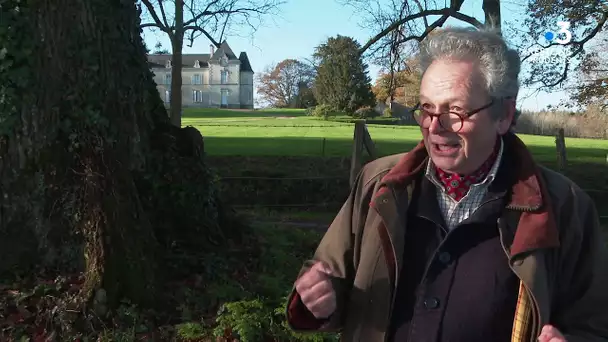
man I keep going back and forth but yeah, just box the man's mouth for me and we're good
[432,142,461,154]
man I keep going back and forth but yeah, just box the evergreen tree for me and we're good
[313,35,376,113]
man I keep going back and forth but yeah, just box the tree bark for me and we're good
[483,0,502,30]
[170,0,185,127]
[0,0,175,311]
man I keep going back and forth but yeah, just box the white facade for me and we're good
[148,41,254,109]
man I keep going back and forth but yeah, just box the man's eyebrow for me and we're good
[419,96,467,105]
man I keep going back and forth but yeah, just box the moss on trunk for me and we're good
[0,0,234,331]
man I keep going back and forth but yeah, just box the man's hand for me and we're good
[538,325,567,342]
[295,261,337,319]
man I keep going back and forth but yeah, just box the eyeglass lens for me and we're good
[413,110,464,132]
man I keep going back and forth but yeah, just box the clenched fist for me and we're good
[295,261,337,319]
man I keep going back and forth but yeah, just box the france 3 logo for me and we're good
[543,21,572,45]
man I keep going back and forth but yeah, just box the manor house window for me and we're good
[192,90,203,103]
[192,74,202,85]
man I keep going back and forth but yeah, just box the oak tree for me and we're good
[0,0,243,335]
[256,59,316,108]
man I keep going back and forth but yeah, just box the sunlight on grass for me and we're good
[184,108,608,164]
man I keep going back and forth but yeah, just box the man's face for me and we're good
[418,59,513,174]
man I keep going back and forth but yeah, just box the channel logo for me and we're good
[544,21,572,45]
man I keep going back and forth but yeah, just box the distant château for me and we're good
[147,41,254,109]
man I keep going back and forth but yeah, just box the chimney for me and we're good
[210,44,215,55]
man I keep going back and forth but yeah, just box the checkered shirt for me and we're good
[425,137,504,230]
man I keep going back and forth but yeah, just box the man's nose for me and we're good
[428,116,444,134]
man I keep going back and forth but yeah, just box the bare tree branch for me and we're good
[521,10,607,62]
[183,25,221,47]
[140,22,161,29]
[507,0,608,108]
[138,0,284,125]
[157,0,171,28]
[358,3,483,55]
[412,0,430,28]
[140,0,171,34]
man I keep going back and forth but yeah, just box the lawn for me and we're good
[184,108,608,166]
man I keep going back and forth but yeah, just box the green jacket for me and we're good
[287,133,608,342]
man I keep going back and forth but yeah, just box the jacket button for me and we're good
[513,259,523,266]
[424,297,440,309]
[382,198,388,204]
[438,252,451,264]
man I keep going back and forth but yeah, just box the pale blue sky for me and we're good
[142,0,567,111]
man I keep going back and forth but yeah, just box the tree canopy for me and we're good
[256,59,316,108]
[372,57,421,107]
[340,0,607,111]
[513,0,607,109]
[313,35,376,113]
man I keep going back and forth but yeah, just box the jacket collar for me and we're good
[372,132,560,256]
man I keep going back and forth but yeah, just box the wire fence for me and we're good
[219,176,608,219]
[206,121,608,220]
[195,123,413,129]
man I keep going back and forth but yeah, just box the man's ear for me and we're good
[496,97,516,134]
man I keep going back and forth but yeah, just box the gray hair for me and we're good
[418,27,521,120]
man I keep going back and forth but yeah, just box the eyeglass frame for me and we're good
[411,98,496,133]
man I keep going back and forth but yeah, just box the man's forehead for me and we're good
[419,94,469,104]
[419,64,485,103]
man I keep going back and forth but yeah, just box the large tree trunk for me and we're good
[0,0,219,321]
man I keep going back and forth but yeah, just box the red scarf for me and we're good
[435,138,500,201]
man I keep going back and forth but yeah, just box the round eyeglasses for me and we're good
[411,99,495,132]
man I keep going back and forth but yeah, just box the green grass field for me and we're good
[183,108,608,166]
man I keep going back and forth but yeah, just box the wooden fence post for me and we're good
[350,122,379,187]
[321,138,326,157]
[350,122,365,186]
[362,125,377,159]
[555,128,567,171]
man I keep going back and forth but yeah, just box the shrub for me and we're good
[383,107,393,118]
[310,104,334,119]
[353,106,378,119]
[213,298,339,342]
[305,107,316,116]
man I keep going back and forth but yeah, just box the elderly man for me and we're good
[285,27,608,342]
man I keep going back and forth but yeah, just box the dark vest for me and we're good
[388,150,520,342]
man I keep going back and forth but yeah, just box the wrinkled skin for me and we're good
[419,59,514,175]
[295,261,337,319]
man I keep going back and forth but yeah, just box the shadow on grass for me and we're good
[183,108,308,119]
[204,136,608,214]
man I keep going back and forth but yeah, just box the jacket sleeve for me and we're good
[553,187,608,341]
[286,170,373,333]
